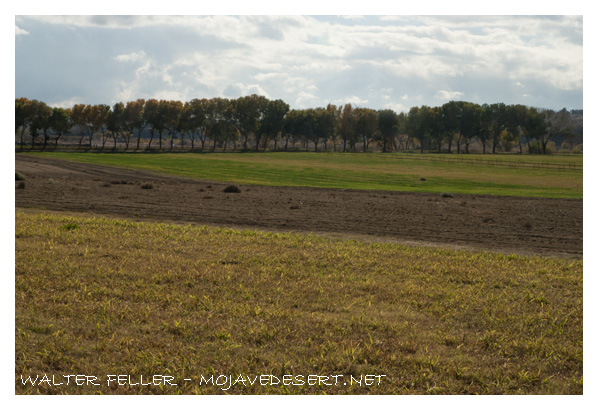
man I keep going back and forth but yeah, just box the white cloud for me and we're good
[346,96,368,106]
[15,25,29,35]
[224,82,270,98]
[434,90,464,100]
[47,96,82,109]
[384,102,409,113]
[114,51,147,63]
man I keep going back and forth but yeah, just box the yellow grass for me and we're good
[15,210,582,394]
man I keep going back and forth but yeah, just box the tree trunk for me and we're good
[136,130,142,151]
[518,137,523,154]
[148,130,155,150]
[20,127,26,151]
[42,131,48,151]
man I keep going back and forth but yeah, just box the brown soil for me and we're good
[15,155,582,258]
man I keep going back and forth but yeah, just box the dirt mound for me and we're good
[15,155,582,258]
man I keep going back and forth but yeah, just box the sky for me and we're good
[14,13,584,113]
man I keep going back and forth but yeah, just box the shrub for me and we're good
[441,193,453,198]
[223,185,241,193]
[15,172,26,181]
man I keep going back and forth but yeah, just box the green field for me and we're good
[15,211,582,394]
[21,151,583,198]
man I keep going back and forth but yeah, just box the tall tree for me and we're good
[143,99,161,150]
[205,97,232,151]
[441,101,463,153]
[540,108,573,155]
[282,109,303,151]
[354,108,378,152]
[325,104,340,152]
[407,106,430,153]
[15,98,33,150]
[258,99,289,151]
[481,103,506,154]
[70,104,88,149]
[28,100,52,151]
[504,104,528,153]
[520,107,547,154]
[106,102,125,150]
[233,94,269,150]
[95,104,111,150]
[459,102,483,154]
[164,100,184,151]
[49,107,71,149]
[123,99,145,151]
[376,109,398,153]
[339,104,356,152]
[424,107,444,153]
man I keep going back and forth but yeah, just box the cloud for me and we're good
[434,90,464,100]
[224,83,270,99]
[15,25,29,35]
[14,15,583,112]
[114,51,147,63]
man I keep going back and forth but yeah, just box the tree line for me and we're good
[15,95,582,154]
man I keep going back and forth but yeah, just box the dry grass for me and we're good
[15,211,582,394]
